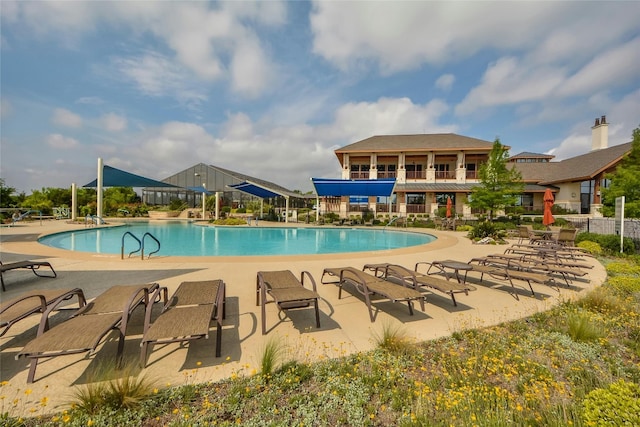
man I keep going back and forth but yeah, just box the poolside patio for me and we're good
[0,220,605,417]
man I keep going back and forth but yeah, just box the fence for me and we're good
[563,217,640,252]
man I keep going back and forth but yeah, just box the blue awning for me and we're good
[228,181,284,198]
[84,165,177,188]
[187,186,213,195]
[311,178,396,197]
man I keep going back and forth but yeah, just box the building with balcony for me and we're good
[326,116,633,219]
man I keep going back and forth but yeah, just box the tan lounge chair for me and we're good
[321,267,425,322]
[1,288,86,338]
[364,263,472,306]
[1,260,57,292]
[257,270,321,335]
[468,257,556,299]
[17,283,161,383]
[140,280,226,367]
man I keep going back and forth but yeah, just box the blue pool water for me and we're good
[38,223,436,256]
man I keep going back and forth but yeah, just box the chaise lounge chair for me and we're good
[363,263,473,306]
[321,267,425,322]
[140,280,226,367]
[1,260,57,292]
[17,283,161,383]
[467,257,556,299]
[1,288,86,338]
[257,270,321,335]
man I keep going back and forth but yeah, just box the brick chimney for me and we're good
[591,115,608,151]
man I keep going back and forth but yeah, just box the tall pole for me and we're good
[97,158,103,221]
[202,183,206,219]
[71,182,77,221]
[215,191,221,220]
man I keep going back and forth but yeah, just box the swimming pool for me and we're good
[38,223,436,256]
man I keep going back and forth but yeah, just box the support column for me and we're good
[285,197,290,223]
[97,158,103,220]
[215,191,221,220]
[71,182,77,221]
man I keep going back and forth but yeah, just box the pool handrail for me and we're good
[141,232,161,259]
[121,231,142,259]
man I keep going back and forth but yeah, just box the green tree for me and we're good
[601,126,640,218]
[469,138,524,220]
[103,187,140,215]
[0,179,18,208]
[21,188,54,215]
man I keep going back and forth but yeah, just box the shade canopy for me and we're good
[228,181,285,199]
[83,165,177,188]
[311,178,396,197]
[187,186,213,195]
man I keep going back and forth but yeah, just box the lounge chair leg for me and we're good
[26,358,39,383]
[140,343,150,368]
[450,293,457,307]
[314,300,320,328]
[407,301,414,316]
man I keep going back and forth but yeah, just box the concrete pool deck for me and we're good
[0,219,606,417]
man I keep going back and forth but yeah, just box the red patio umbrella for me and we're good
[543,188,555,227]
[446,196,452,218]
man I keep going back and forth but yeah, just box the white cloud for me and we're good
[559,37,640,97]
[46,133,79,149]
[3,1,284,101]
[51,108,82,128]
[435,74,455,92]
[310,2,638,73]
[229,37,274,97]
[109,52,207,109]
[100,113,127,132]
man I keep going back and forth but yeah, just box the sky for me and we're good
[1,1,639,195]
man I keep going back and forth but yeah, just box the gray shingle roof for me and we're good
[509,152,555,160]
[513,142,632,184]
[336,133,500,153]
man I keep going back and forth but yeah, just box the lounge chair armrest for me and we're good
[143,286,169,333]
[1,294,47,316]
[414,261,434,273]
[300,271,318,292]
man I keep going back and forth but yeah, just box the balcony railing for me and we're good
[377,171,397,178]
[350,172,370,179]
[465,171,478,179]
[406,204,427,214]
[376,203,397,213]
[406,171,426,180]
[435,171,456,180]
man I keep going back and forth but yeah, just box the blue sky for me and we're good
[1,1,639,194]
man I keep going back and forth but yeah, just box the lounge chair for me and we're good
[257,270,321,334]
[468,257,557,298]
[140,280,226,367]
[363,263,473,306]
[1,288,86,338]
[17,283,161,383]
[321,267,425,322]
[1,260,57,292]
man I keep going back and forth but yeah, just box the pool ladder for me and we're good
[121,231,161,260]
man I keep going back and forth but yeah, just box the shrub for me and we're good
[212,217,246,225]
[607,276,640,296]
[577,240,602,255]
[566,311,605,342]
[575,232,635,254]
[69,361,157,414]
[582,380,640,426]
[260,336,285,376]
[372,321,414,356]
